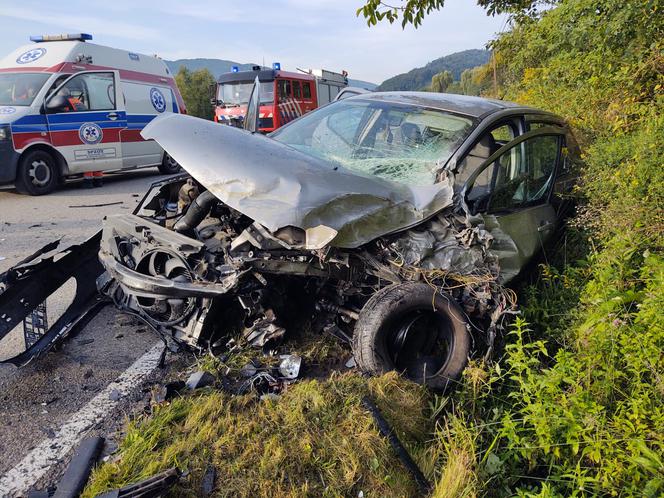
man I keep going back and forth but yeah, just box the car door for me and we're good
[462,127,566,281]
[44,70,126,173]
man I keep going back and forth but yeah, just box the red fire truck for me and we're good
[212,64,348,133]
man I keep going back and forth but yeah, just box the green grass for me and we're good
[83,372,435,497]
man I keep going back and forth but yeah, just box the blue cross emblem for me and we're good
[16,48,46,64]
[150,88,166,113]
[79,123,103,144]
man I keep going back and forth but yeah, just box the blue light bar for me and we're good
[231,65,239,73]
[272,62,281,70]
[30,33,93,42]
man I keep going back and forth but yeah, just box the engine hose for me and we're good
[173,190,217,233]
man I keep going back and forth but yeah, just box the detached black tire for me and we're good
[353,282,471,390]
[158,152,181,175]
[15,149,59,195]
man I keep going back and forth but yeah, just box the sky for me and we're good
[0,0,507,83]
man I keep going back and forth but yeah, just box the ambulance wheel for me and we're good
[352,282,471,391]
[158,153,181,175]
[15,150,59,196]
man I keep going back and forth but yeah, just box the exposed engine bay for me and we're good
[93,173,514,385]
[99,174,367,352]
[0,168,515,388]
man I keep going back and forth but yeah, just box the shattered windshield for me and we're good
[271,99,474,185]
[0,73,50,106]
[218,81,274,106]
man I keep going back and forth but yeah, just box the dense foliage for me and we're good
[429,70,453,92]
[174,66,216,120]
[377,49,490,91]
[357,0,554,28]
[426,0,664,495]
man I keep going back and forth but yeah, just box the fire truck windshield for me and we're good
[218,81,274,106]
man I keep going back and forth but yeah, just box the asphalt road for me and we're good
[0,170,191,495]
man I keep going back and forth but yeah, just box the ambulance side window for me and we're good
[293,81,302,99]
[56,72,115,112]
[302,82,311,99]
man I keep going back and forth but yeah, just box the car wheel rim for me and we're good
[386,310,453,381]
[165,155,178,169]
[28,159,52,187]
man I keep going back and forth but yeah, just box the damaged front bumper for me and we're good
[0,234,106,366]
[98,251,236,299]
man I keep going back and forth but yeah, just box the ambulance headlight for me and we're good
[0,126,10,141]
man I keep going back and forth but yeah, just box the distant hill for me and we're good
[165,58,376,89]
[377,49,490,91]
[165,58,257,77]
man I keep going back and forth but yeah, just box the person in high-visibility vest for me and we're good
[83,170,103,188]
[13,81,37,105]
[56,87,87,112]
[65,95,85,112]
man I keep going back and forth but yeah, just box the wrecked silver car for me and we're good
[0,91,577,389]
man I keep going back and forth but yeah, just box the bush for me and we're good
[429,0,664,495]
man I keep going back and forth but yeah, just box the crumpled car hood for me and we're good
[142,114,454,249]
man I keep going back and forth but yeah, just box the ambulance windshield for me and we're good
[0,73,50,106]
[218,81,274,106]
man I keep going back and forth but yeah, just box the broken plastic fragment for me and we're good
[305,225,338,250]
[278,355,302,379]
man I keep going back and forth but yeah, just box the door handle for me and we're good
[107,112,118,120]
[537,221,554,232]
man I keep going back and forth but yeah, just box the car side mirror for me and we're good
[208,83,218,105]
[45,95,67,113]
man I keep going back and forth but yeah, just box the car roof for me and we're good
[353,91,537,118]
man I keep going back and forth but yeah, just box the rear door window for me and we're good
[465,133,563,213]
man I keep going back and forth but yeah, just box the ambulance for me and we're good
[0,34,186,195]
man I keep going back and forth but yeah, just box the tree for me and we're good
[429,70,453,93]
[357,0,553,28]
[175,66,215,120]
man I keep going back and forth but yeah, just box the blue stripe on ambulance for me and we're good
[11,113,161,133]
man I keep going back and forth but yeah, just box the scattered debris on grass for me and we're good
[185,371,215,390]
[362,395,432,495]
[82,372,432,497]
[94,468,180,498]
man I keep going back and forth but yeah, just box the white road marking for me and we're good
[0,342,164,497]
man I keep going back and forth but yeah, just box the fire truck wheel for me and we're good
[352,282,471,391]
[15,149,59,196]
[158,153,181,175]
